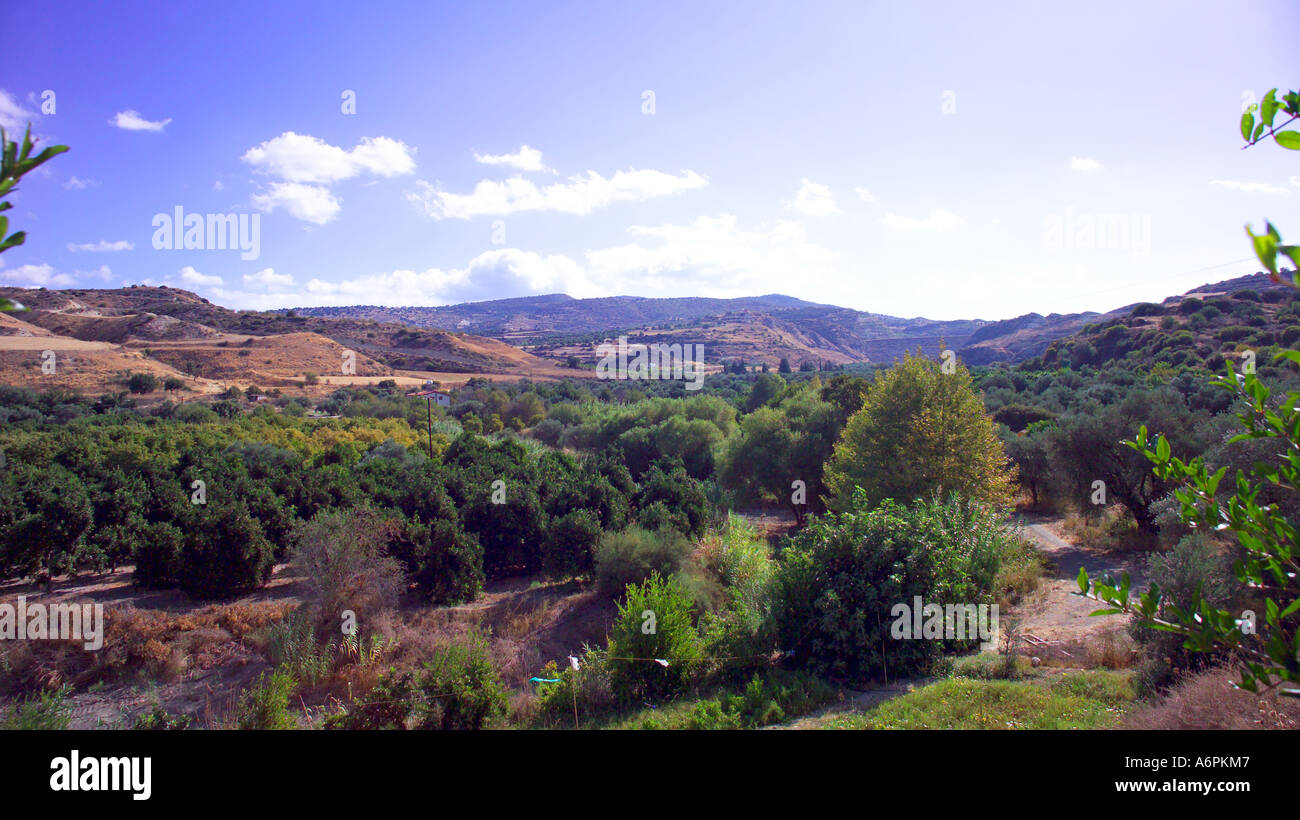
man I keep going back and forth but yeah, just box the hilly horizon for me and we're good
[279,269,1292,367]
[0,268,1290,397]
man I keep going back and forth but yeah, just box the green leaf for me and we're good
[1076,566,1089,594]
[1280,245,1300,274]
[1276,131,1300,150]
[1248,224,1279,274]
[1241,109,1256,141]
[1262,89,1279,127]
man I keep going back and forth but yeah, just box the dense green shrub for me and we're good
[774,493,1009,683]
[544,509,603,578]
[131,522,184,588]
[1129,533,1237,695]
[177,500,274,599]
[396,518,484,605]
[235,669,298,730]
[607,573,702,702]
[325,667,415,729]
[415,631,508,729]
[127,373,159,394]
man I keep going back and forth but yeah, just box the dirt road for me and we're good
[1007,515,1147,662]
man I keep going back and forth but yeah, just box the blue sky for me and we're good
[2,0,1297,320]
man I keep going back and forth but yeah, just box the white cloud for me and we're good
[785,178,838,217]
[178,266,222,287]
[210,248,592,310]
[473,145,552,173]
[242,132,415,183]
[0,89,36,132]
[243,267,295,289]
[585,213,838,295]
[1210,179,1290,194]
[1069,156,1103,172]
[882,209,965,232]
[408,168,707,220]
[67,239,133,252]
[309,249,591,303]
[1,263,75,288]
[207,212,838,309]
[241,132,414,223]
[63,176,98,190]
[251,182,342,225]
[213,180,224,191]
[854,187,876,203]
[110,110,171,132]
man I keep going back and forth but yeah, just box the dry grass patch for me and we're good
[1123,667,1300,730]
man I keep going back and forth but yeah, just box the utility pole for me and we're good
[425,395,434,459]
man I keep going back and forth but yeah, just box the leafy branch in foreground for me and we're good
[1241,87,1299,283]
[0,124,69,256]
[1240,88,1300,151]
[1075,355,1300,696]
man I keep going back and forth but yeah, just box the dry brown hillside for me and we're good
[0,285,558,375]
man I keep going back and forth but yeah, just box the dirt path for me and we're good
[1006,515,1147,663]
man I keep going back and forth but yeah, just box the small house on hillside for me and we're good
[408,384,452,406]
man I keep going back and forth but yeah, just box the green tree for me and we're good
[1003,424,1055,508]
[1050,388,1203,534]
[824,351,1014,511]
[127,372,159,394]
[717,387,839,524]
[744,373,786,412]
[0,464,92,581]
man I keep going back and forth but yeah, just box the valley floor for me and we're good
[2,512,1292,730]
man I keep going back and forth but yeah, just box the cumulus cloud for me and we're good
[304,249,591,304]
[110,110,171,132]
[241,132,415,223]
[209,248,593,310]
[585,213,838,295]
[63,176,98,190]
[1210,179,1290,194]
[1069,156,1103,172]
[242,132,415,183]
[250,182,342,225]
[67,239,133,252]
[854,187,876,203]
[194,213,836,310]
[785,178,838,217]
[473,144,552,173]
[882,209,965,231]
[408,168,707,220]
[243,267,295,288]
[1,263,75,288]
[178,266,222,287]
[0,90,36,132]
